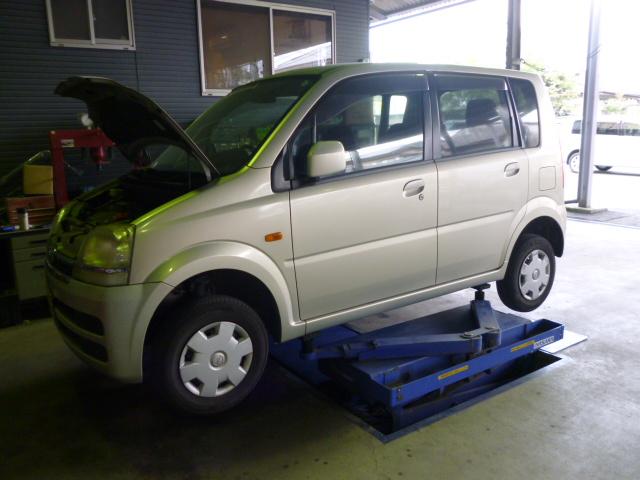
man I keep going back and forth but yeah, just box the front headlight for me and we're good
[73,224,135,286]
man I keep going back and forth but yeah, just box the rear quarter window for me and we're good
[510,78,540,148]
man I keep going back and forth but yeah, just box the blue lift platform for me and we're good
[271,284,565,435]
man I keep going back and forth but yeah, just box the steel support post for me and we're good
[577,0,602,208]
[506,0,521,70]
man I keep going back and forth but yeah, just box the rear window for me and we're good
[510,78,540,148]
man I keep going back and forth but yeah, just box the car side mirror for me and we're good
[306,141,348,178]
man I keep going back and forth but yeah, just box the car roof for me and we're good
[272,63,542,82]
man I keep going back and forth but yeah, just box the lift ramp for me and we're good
[271,287,566,437]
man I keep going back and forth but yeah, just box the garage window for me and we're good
[273,10,333,73]
[46,0,135,50]
[198,0,335,96]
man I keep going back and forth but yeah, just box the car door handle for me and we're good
[504,162,520,177]
[403,179,425,197]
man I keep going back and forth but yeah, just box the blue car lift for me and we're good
[271,285,564,434]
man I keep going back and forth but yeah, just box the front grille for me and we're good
[52,298,104,336]
[54,316,108,363]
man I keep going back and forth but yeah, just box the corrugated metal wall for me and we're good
[0,0,369,189]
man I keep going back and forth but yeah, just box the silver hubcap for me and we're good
[569,154,580,173]
[179,321,253,397]
[519,249,551,301]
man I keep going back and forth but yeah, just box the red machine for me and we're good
[49,128,114,208]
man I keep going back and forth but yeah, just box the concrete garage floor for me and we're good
[564,167,640,211]
[564,167,640,227]
[1,219,640,480]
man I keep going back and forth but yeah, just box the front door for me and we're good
[288,73,438,320]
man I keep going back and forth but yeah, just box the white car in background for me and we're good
[560,115,640,173]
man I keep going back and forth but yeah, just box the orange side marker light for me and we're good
[265,232,283,242]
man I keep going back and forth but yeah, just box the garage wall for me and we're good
[0,0,369,189]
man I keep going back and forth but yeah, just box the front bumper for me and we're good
[47,263,172,383]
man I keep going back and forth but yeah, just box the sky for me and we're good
[370,0,639,95]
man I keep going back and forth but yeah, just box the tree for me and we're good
[522,61,581,116]
[601,94,638,115]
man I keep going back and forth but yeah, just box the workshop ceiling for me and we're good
[369,0,471,22]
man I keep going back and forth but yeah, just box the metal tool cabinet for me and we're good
[0,228,50,325]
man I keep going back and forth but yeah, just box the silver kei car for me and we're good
[47,64,566,414]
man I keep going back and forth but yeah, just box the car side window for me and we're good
[572,120,582,134]
[510,78,540,148]
[596,122,620,135]
[622,122,640,136]
[436,74,514,158]
[572,120,626,136]
[287,73,426,180]
[388,95,409,126]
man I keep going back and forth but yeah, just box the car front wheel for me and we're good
[150,295,269,415]
[595,165,612,171]
[568,152,580,173]
[497,234,556,312]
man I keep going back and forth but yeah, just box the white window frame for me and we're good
[45,0,136,50]
[196,0,336,96]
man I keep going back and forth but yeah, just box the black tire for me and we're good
[595,165,612,171]
[497,234,556,312]
[150,295,269,415]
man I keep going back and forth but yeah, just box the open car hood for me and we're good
[55,76,217,177]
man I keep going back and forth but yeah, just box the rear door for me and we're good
[433,73,529,284]
[287,73,438,320]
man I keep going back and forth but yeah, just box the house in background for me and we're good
[0,0,369,190]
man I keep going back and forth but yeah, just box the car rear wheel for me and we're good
[595,165,612,171]
[497,234,556,312]
[150,295,269,415]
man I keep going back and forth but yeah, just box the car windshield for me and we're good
[182,75,319,177]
